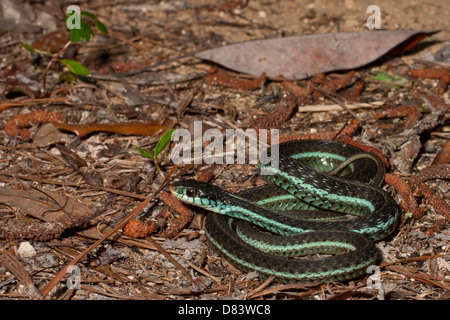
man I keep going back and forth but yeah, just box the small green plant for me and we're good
[138,129,176,177]
[372,71,408,88]
[23,8,108,93]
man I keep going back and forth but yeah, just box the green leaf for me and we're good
[94,19,108,35]
[66,10,107,42]
[136,147,154,159]
[67,19,94,42]
[22,44,35,53]
[81,11,97,19]
[373,72,408,87]
[136,129,176,161]
[60,59,90,76]
[22,44,52,56]
[81,20,93,42]
[153,129,175,159]
[68,26,81,42]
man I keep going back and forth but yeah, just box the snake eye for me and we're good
[185,187,197,197]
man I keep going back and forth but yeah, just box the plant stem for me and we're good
[153,158,166,179]
[42,40,72,94]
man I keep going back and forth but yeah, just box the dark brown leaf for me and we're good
[433,141,450,165]
[54,143,88,170]
[53,121,170,137]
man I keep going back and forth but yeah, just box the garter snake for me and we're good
[169,140,400,283]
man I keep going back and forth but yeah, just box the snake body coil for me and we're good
[170,140,400,283]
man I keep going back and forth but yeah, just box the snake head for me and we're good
[169,179,230,209]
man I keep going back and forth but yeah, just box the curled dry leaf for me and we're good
[5,110,66,140]
[196,30,439,79]
[410,67,449,93]
[6,109,170,139]
[376,105,422,131]
[53,121,170,137]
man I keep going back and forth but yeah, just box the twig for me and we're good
[379,254,444,268]
[0,97,70,111]
[0,247,42,299]
[298,101,383,112]
[183,258,222,283]
[309,83,360,120]
[385,265,450,290]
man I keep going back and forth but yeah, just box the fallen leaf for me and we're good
[196,30,439,79]
[53,120,170,137]
[54,143,88,169]
[5,110,66,140]
[31,29,69,53]
[0,188,104,240]
[0,188,92,223]
[433,141,450,165]
[33,123,71,147]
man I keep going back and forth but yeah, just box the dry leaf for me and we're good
[433,141,450,165]
[33,123,71,147]
[0,188,109,240]
[196,30,439,79]
[53,121,169,137]
[0,188,92,222]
